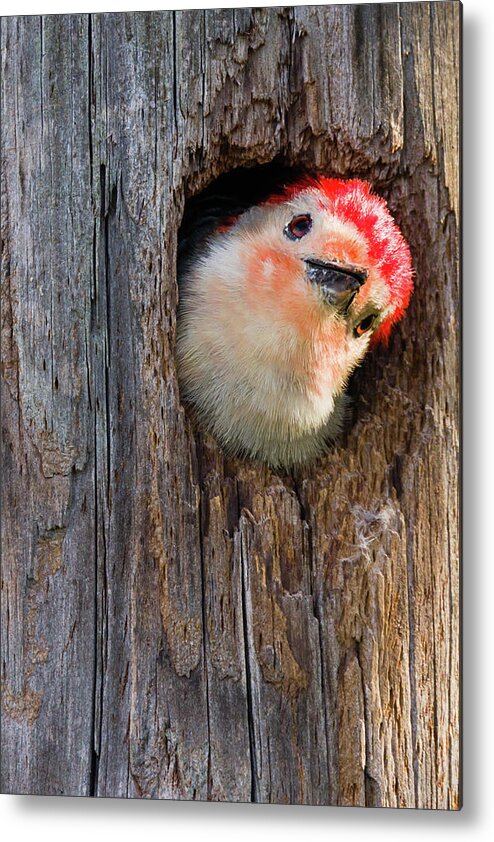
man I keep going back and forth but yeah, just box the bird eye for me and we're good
[284,214,312,241]
[354,314,376,336]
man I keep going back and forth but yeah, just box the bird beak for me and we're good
[304,258,368,312]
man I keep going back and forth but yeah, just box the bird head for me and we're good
[177,176,413,467]
[221,177,411,337]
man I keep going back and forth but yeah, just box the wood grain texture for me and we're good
[1,3,460,807]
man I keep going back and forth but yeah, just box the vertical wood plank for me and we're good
[1,14,96,795]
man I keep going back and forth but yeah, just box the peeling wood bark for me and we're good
[1,3,460,808]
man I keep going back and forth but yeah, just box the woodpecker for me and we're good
[177,176,413,469]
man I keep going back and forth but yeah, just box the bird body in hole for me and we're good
[177,176,413,469]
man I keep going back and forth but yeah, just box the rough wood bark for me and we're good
[1,3,460,808]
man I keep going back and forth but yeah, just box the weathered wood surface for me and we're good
[1,3,460,807]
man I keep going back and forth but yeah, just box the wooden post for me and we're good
[1,3,460,807]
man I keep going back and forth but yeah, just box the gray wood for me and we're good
[1,3,460,807]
